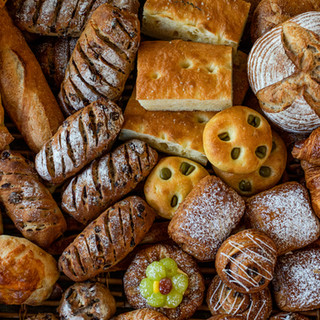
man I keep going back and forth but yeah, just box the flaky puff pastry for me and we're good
[0,235,59,305]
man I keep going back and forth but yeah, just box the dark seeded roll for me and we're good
[58,3,140,115]
[61,139,158,225]
[35,98,124,185]
[59,196,156,282]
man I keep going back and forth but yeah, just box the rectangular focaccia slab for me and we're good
[136,40,232,111]
[142,0,250,49]
[119,89,217,165]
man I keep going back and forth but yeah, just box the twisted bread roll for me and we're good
[113,309,169,320]
[35,99,124,185]
[206,275,272,320]
[215,229,277,294]
[59,196,156,281]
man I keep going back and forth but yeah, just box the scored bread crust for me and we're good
[61,139,158,225]
[35,99,124,185]
[59,196,156,282]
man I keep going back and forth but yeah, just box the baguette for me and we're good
[0,8,64,153]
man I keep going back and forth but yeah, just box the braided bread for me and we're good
[59,196,156,281]
[61,139,158,225]
[35,99,124,185]
[7,0,139,37]
[59,3,140,115]
[0,151,66,248]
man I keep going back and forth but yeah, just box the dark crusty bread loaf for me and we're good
[35,99,124,185]
[32,37,77,93]
[61,139,158,225]
[0,150,67,248]
[0,8,64,153]
[59,3,140,115]
[59,196,156,281]
[7,0,140,37]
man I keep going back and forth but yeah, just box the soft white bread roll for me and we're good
[0,235,59,305]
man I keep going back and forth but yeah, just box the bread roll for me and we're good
[0,235,59,305]
[0,8,64,153]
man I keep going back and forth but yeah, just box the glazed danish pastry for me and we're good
[215,229,277,294]
[113,309,169,320]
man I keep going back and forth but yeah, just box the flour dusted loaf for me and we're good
[144,156,209,219]
[203,106,272,174]
[35,99,124,185]
[59,196,156,281]
[168,175,245,261]
[59,3,140,115]
[248,12,320,133]
[61,139,158,225]
[119,88,217,166]
[142,0,250,49]
[214,131,287,195]
[0,235,59,305]
[136,40,232,112]
[7,0,139,37]
[246,182,320,255]
[0,150,67,248]
[272,248,320,311]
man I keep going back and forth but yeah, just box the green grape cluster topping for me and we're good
[139,257,189,308]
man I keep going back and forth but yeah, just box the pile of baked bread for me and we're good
[1,0,320,319]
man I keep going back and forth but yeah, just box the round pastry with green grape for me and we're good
[123,244,205,320]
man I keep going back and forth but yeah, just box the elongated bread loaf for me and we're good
[59,3,140,115]
[35,99,124,185]
[0,150,67,248]
[0,8,64,153]
[59,196,156,281]
[61,139,158,225]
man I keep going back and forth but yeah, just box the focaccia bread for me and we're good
[168,175,245,261]
[0,150,67,248]
[246,182,320,255]
[35,99,124,185]
[119,88,217,166]
[59,196,156,281]
[7,0,139,37]
[248,12,320,133]
[142,0,250,49]
[61,139,158,225]
[0,235,59,305]
[136,40,232,112]
[59,3,140,115]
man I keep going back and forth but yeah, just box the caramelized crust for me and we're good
[59,196,156,281]
[61,139,158,225]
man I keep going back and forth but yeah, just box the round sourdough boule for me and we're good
[213,131,287,196]
[0,235,59,305]
[203,106,272,174]
[144,156,209,219]
[58,282,116,320]
[123,244,205,320]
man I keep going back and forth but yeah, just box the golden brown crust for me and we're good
[123,244,205,320]
[35,99,124,185]
[215,229,277,294]
[206,275,272,320]
[245,182,320,255]
[0,8,64,153]
[58,282,116,320]
[0,235,59,305]
[203,106,272,174]
[144,156,209,219]
[168,176,245,261]
[214,131,287,196]
[136,40,232,111]
[61,139,158,225]
[251,0,320,43]
[113,309,170,320]
[0,150,67,248]
[59,196,156,282]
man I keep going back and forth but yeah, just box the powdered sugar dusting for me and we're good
[246,182,320,255]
